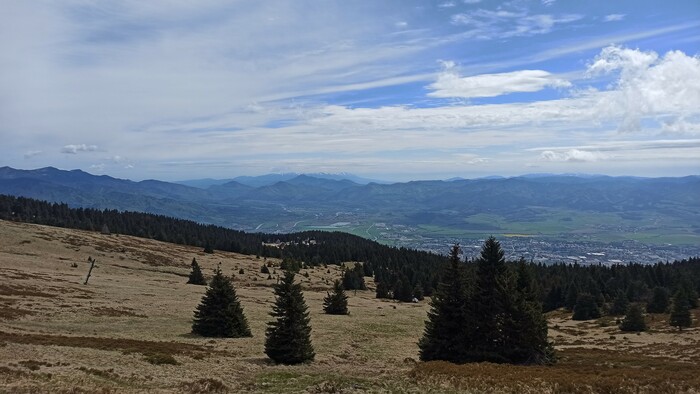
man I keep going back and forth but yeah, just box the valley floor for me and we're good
[1,220,699,393]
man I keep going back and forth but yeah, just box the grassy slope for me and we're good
[1,220,699,393]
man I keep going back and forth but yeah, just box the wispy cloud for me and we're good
[540,149,603,162]
[23,150,43,159]
[604,14,626,22]
[428,63,570,98]
[1,1,698,180]
[439,2,457,8]
[450,9,583,40]
[61,144,99,154]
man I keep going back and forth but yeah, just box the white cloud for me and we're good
[539,149,603,162]
[587,45,658,77]
[541,0,556,6]
[61,144,99,154]
[1,2,698,180]
[604,14,625,22]
[89,163,106,172]
[23,150,43,159]
[427,66,571,98]
[661,119,700,135]
[587,46,700,132]
[439,2,457,8]
[450,9,582,40]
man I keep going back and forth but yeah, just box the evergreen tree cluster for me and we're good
[419,239,553,365]
[620,304,646,332]
[0,194,447,295]
[191,267,315,364]
[539,258,700,321]
[341,264,367,290]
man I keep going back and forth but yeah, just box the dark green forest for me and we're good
[1,194,698,313]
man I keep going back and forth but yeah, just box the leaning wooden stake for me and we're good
[84,257,96,285]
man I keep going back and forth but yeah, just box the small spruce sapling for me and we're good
[187,258,207,285]
[323,280,349,315]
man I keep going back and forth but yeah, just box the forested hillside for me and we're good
[0,194,447,296]
[2,194,698,310]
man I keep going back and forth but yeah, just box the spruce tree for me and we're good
[502,261,554,364]
[468,236,510,363]
[323,280,349,315]
[564,282,579,311]
[670,288,693,330]
[375,281,390,299]
[187,258,207,285]
[680,280,699,309]
[572,293,601,321]
[265,271,315,364]
[192,266,251,337]
[413,285,424,301]
[620,304,646,332]
[419,244,470,363]
[609,290,629,316]
[646,286,670,313]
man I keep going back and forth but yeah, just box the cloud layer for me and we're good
[2,1,699,180]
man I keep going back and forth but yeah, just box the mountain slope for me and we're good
[1,167,698,248]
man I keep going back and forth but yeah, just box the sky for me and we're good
[1,0,699,182]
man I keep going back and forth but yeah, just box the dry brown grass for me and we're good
[0,219,698,393]
[0,330,209,358]
[411,347,700,393]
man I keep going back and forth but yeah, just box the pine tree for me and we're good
[564,282,579,311]
[342,265,367,290]
[265,271,315,364]
[192,266,251,337]
[468,236,511,363]
[187,257,207,285]
[413,285,424,301]
[680,280,699,309]
[323,280,349,315]
[646,286,670,313]
[375,281,390,299]
[620,304,646,332]
[572,293,601,321]
[419,244,470,363]
[670,288,693,330]
[502,261,554,364]
[609,290,629,316]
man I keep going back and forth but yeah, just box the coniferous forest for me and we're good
[1,193,699,323]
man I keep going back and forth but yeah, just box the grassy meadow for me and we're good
[1,220,699,393]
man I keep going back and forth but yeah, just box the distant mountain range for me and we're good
[1,166,699,248]
[176,172,387,188]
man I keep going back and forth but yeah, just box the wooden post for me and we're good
[84,257,96,285]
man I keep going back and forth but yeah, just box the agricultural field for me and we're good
[1,220,699,393]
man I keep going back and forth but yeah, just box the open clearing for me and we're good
[1,220,699,393]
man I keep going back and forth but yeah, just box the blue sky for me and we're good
[1,0,699,181]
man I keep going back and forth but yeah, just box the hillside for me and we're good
[1,167,698,257]
[1,221,700,392]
